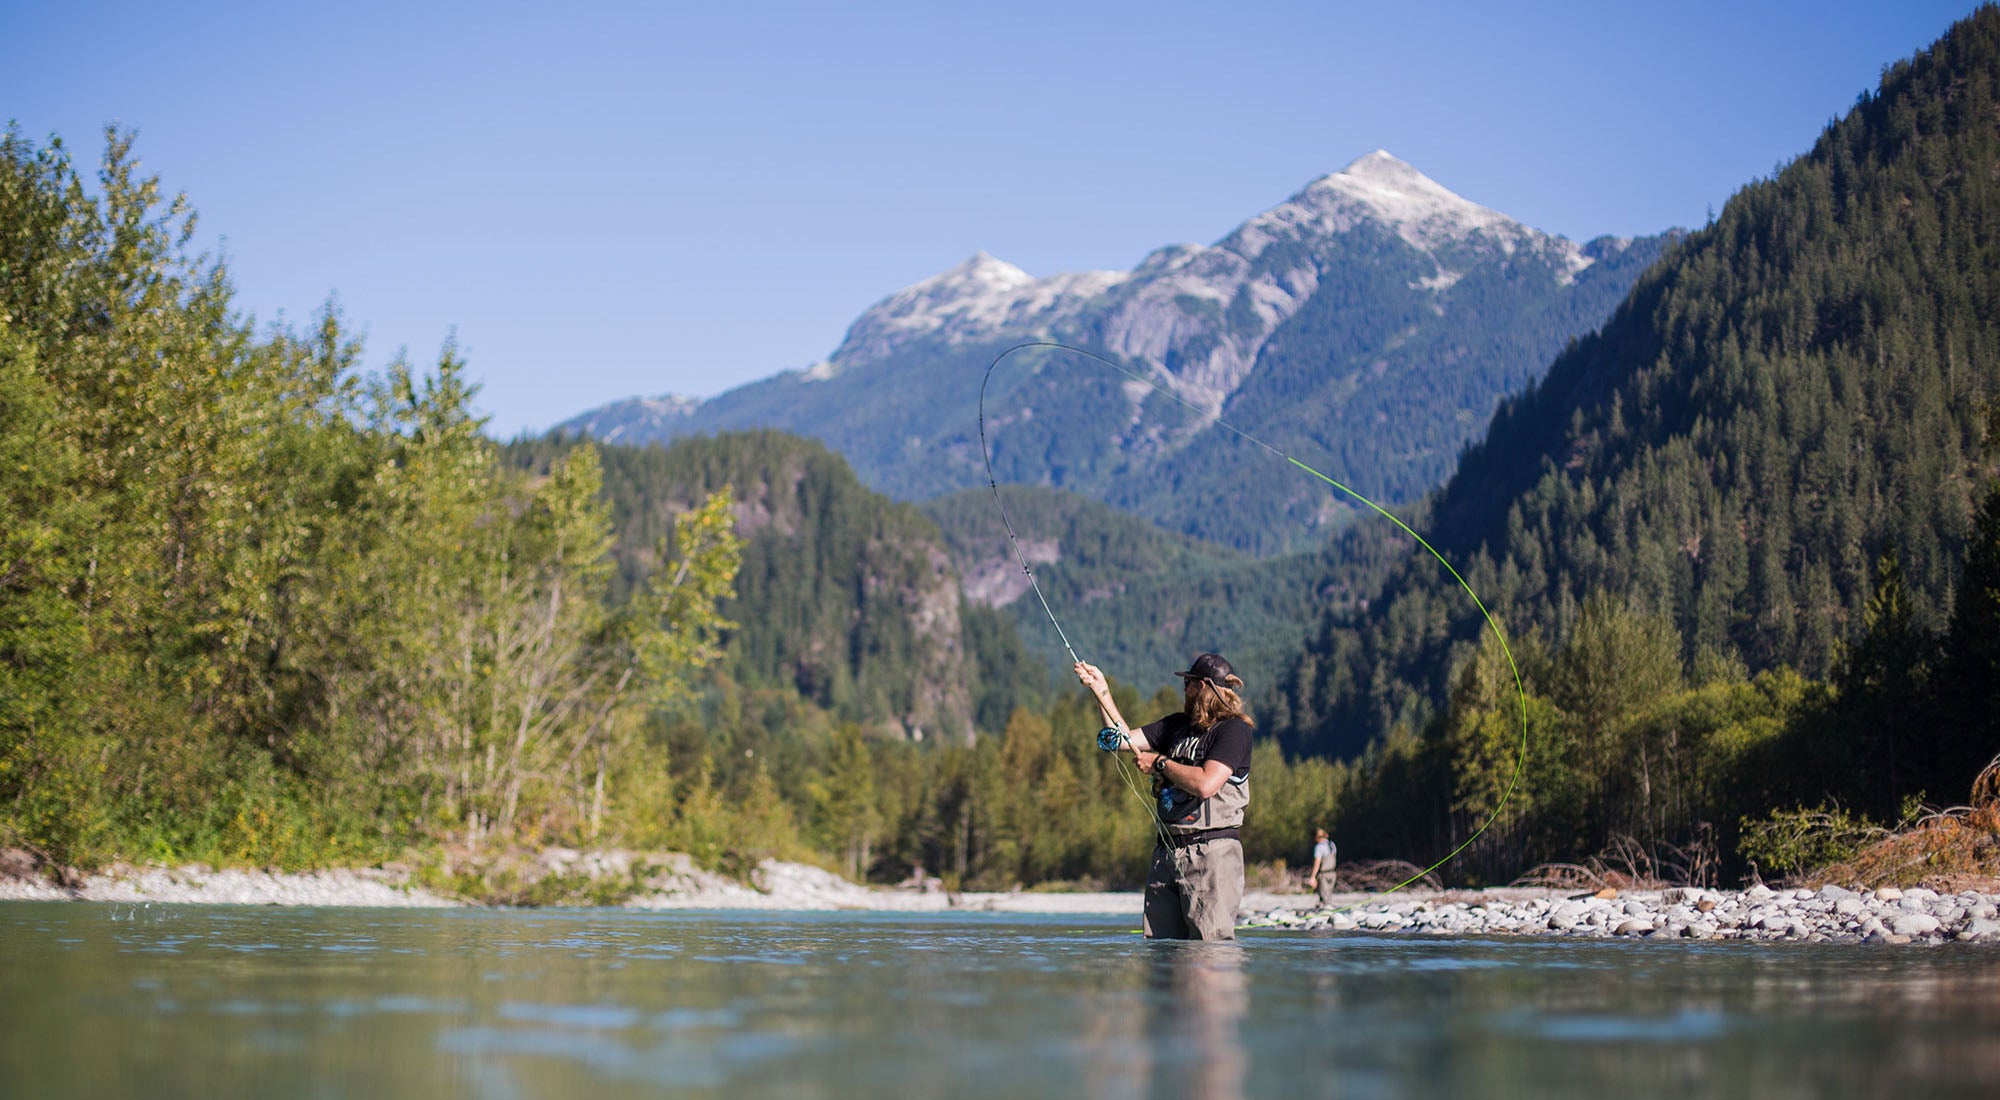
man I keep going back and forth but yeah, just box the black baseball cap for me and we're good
[1176,653,1241,689]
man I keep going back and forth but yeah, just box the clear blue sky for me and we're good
[4,1,1987,436]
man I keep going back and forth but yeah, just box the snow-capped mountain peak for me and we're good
[813,152,1593,408]
[825,251,1128,367]
[1307,149,1515,249]
[557,392,700,444]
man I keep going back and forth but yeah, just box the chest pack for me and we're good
[1155,723,1249,834]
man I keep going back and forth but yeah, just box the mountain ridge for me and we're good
[567,150,1604,423]
[557,151,1671,554]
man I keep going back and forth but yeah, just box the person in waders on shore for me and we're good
[1309,827,1338,909]
[1075,653,1252,941]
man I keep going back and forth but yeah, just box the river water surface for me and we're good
[2,902,1997,1098]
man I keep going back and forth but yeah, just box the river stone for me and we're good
[1875,886,1903,902]
[1746,883,1777,902]
[1889,913,1941,937]
[1696,898,1718,913]
[1834,897,1866,917]
[1624,901,1651,917]
[1614,919,1653,936]
[1817,884,1858,901]
[1957,918,2000,942]
[1865,931,1912,945]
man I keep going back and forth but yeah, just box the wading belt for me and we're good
[1157,827,1239,850]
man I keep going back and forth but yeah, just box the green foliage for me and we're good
[0,129,742,869]
[1738,804,1886,880]
[636,484,741,708]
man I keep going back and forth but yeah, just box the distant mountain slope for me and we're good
[921,486,1298,689]
[558,153,1669,554]
[1272,7,2000,756]
[507,432,985,742]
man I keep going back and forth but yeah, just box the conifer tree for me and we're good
[1939,484,2000,791]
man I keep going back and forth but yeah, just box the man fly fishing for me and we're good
[1075,653,1253,941]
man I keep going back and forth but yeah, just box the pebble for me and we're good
[1239,884,2000,947]
[1881,913,1936,937]
[1956,918,2000,942]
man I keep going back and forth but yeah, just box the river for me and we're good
[2,902,1996,1098]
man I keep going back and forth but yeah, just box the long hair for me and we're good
[1186,680,1255,731]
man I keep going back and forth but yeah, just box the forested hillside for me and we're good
[1267,7,2000,882]
[923,484,1387,691]
[507,432,1004,743]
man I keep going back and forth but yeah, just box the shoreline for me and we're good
[4,854,1996,945]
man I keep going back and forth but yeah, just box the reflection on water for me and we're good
[1,903,1998,1098]
[1144,943,1249,1100]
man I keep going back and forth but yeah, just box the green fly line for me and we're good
[977,340,1530,904]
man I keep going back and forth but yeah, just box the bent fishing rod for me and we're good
[976,340,1531,901]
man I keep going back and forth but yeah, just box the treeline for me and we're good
[0,130,739,869]
[641,671,1344,887]
[1320,490,1999,886]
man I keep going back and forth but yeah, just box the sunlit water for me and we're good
[2,902,1997,1098]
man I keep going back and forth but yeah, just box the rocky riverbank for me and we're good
[1247,882,2000,945]
[0,862,460,907]
[6,847,1997,945]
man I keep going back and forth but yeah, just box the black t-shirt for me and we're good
[1140,713,1251,780]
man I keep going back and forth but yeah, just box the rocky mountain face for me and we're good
[560,152,1668,554]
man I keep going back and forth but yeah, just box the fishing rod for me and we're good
[976,340,1531,902]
